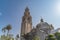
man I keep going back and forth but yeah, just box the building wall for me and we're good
[20,7,32,40]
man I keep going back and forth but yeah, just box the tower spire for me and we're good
[24,6,30,16]
[25,6,29,12]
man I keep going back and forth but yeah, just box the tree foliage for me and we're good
[1,35,14,40]
[32,35,40,40]
[45,34,57,40]
[6,24,12,35]
[1,24,14,40]
[55,32,60,40]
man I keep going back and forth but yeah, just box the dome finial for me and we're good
[40,17,44,22]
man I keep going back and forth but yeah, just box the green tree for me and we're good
[32,35,40,40]
[16,34,19,40]
[2,27,6,35]
[45,34,57,40]
[55,32,60,40]
[1,24,14,40]
[1,35,14,40]
[6,24,12,35]
[23,33,29,40]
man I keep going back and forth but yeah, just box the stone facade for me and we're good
[20,7,54,40]
[35,18,54,40]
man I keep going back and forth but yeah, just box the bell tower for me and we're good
[21,7,32,36]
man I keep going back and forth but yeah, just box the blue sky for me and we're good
[0,0,60,37]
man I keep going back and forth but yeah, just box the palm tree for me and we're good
[6,24,12,36]
[2,27,6,35]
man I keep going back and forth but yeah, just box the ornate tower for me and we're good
[21,7,32,36]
